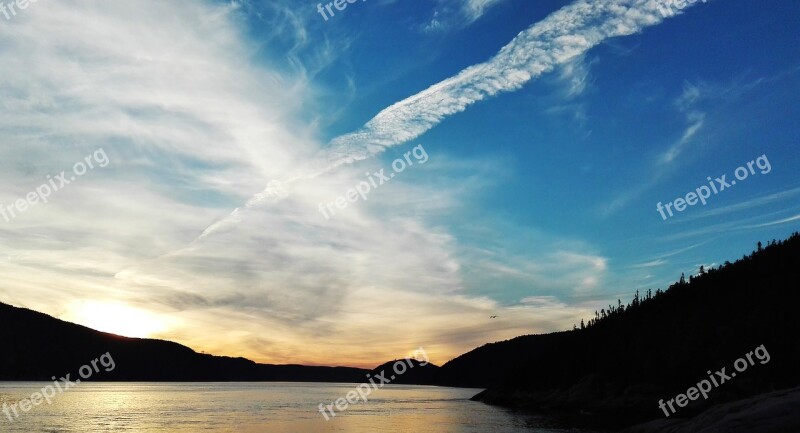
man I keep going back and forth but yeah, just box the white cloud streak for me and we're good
[200,0,692,238]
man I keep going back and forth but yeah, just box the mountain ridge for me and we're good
[0,301,372,382]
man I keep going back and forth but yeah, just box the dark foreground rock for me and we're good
[623,386,800,433]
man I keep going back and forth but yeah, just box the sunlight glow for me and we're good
[61,301,168,339]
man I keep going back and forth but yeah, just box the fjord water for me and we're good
[0,382,593,432]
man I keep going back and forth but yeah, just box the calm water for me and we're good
[0,382,595,432]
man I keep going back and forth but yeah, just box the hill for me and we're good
[435,232,800,428]
[0,302,368,382]
[369,358,440,385]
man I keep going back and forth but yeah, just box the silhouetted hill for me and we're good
[369,359,440,385]
[0,302,385,383]
[436,232,800,428]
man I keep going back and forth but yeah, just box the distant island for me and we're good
[2,231,799,431]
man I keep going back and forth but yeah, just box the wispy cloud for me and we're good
[600,66,800,217]
[0,0,712,367]
[420,0,508,33]
[203,0,692,238]
[659,110,705,164]
[543,54,597,127]
[748,213,800,228]
[661,208,800,242]
[630,259,666,269]
[601,82,712,216]
[675,186,800,222]
[559,54,596,98]
[0,0,359,363]
[461,0,506,22]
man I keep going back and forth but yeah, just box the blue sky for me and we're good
[0,0,797,367]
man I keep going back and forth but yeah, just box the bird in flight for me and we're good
[490,315,497,319]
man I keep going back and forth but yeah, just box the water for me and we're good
[0,382,594,432]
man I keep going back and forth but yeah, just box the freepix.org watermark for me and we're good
[318,347,429,420]
[658,344,770,417]
[656,154,771,221]
[0,0,37,21]
[316,0,367,22]
[0,148,110,223]
[318,144,428,220]
[2,352,116,422]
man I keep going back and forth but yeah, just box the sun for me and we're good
[61,301,168,339]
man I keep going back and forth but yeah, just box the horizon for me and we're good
[3,228,790,371]
[1,0,798,369]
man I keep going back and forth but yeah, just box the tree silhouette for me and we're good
[571,232,800,334]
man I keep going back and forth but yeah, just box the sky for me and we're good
[0,0,798,368]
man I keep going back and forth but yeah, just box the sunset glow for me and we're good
[61,301,169,339]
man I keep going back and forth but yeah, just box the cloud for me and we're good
[751,213,800,228]
[461,0,506,22]
[154,0,699,362]
[204,0,691,238]
[601,81,708,216]
[457,222,611,299]
[420,0,507,33]
[603,69,798,216]
[0,0,343,360]
[659,110,705,164]
[676,186,800,222]
[0,0,700,366]
[542,54,597,127]
[558,55,596,98]
[630,259,666,268]
[660,208,800,242]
